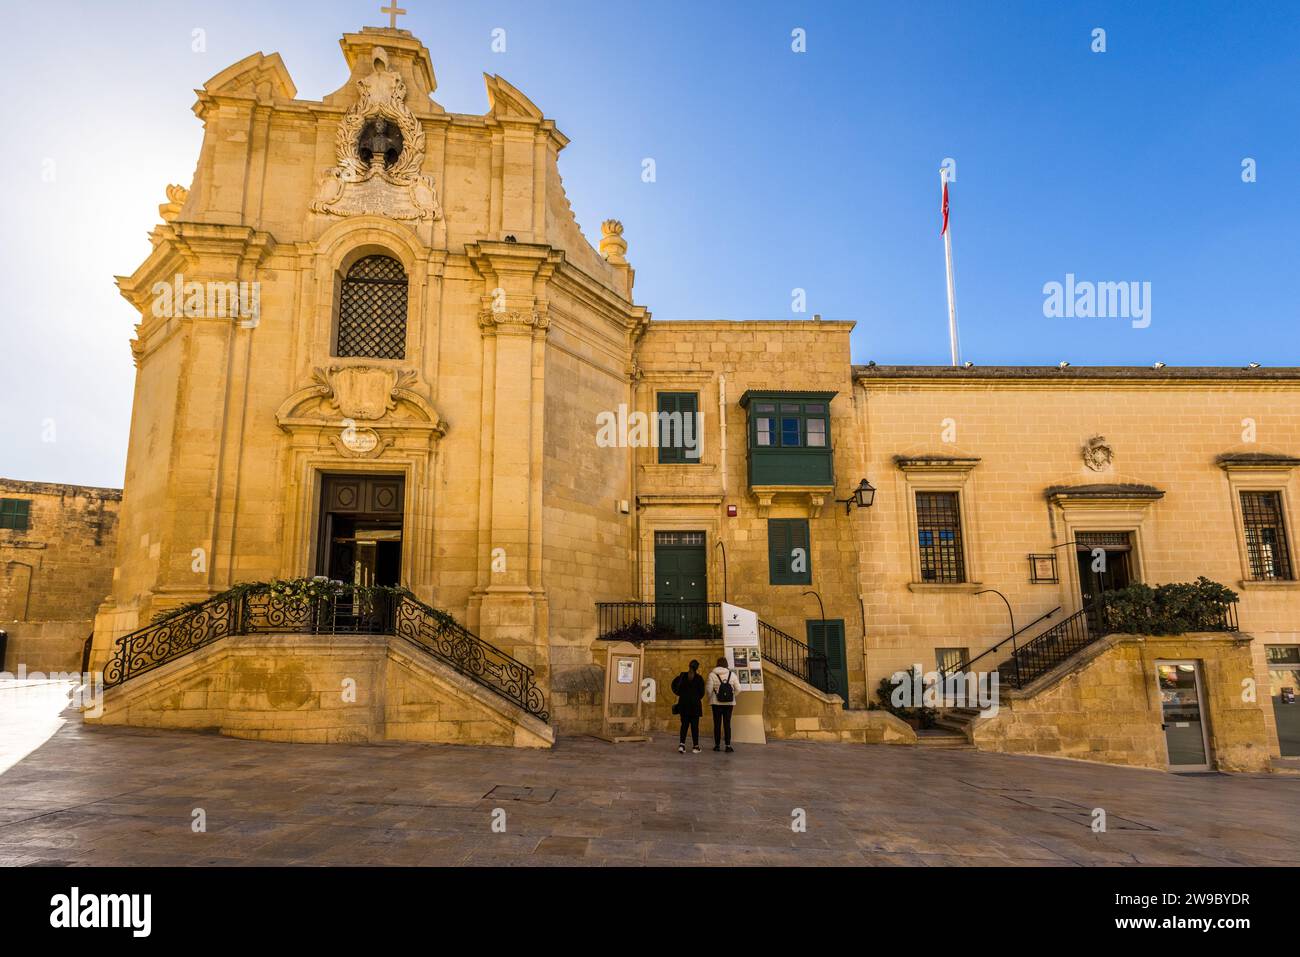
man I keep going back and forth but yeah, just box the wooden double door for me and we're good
[316,474,405,587]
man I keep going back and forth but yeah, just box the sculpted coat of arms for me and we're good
[1082,435,1115,472]
[310,46,442,221]
[313,365,416,420]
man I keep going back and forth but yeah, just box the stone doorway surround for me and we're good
[1044,483,1164,616]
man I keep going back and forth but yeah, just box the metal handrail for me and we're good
[758,616,835,695]
[394,591,549,722]
[595,601,722,641]
[937,605,1061,685]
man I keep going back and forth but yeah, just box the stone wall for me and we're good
[971,632,1271,771]
[0,620,93,675]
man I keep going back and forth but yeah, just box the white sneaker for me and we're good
[678,744,685,753]
[692,746,701,753]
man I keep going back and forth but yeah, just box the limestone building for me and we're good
[85,24,1300,772]
[0,478,120,672]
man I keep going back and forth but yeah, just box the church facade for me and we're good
[86,25,1300,772]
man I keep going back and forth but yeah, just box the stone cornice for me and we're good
[894,455,981,473]
[1217,452,1300,472]
[117,224,277,313]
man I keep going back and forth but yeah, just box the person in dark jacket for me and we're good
[671,659,706,753]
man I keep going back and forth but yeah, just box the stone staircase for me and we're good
[914,727,974,749]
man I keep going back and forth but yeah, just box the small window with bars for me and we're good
[0,498,31,531]
[916,491,966,583]
[654,530,705,547]
[936,647,970,673]
[335,254,408,359]
[1241,490,1294,581]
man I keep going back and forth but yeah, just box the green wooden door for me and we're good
[806,619,847,705]
[654,532,708,636]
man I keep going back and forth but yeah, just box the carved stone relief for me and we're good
[310,46,442,221]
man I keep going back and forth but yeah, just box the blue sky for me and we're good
[1,1,1297,487]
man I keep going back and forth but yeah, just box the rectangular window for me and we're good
[1241,491,1294,581]
[654,530,705,547]
[656,392,700,464]
[916,492,965,583]
[0,498,30,532]
[768,518,812,585]
[936,647,970,673]
[753,402,775,447]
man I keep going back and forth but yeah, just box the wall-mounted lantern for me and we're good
[837,478,876,514]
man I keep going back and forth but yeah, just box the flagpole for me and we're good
[941,169,960,366]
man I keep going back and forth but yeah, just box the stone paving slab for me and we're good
[1,693,1299,866]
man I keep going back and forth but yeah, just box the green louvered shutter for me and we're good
[768,518,811,585]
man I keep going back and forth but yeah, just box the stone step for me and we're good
[914,730,974,749]
[931,717,973,735]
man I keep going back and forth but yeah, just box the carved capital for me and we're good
[477,308,549,336]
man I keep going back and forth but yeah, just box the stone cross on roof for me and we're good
[380,2,407,30]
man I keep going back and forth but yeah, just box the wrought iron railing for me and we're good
[394,591,548,722]
[998,605,1094,688]
[102,584,549,722]
[936,606,1061,687]
[104,590,244,688]
[594,601,833,695]
[758,617,834,695]
[942,594,1241,692]
[595,601,722,641]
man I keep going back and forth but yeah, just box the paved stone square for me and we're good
[1,682,1298,866]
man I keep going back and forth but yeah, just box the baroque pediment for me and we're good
[275,364,445,457]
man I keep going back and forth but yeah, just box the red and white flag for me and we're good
[940,180,950,235]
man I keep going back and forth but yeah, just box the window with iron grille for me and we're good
[0,498,30,531]
[654,530,705,546]
[936,646,969,673]
[335,254,408,359]
[916,491,965,583]
[1241,491,1294,581]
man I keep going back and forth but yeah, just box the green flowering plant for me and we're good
[1100,577,1238,635]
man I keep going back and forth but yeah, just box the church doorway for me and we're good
[316,474,405,587]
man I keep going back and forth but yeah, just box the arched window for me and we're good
[335,254,408,359]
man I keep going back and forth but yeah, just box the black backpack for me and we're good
[716,670,735,703]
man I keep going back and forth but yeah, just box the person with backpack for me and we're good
[670,659,706,753]
[707,656,738,752]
